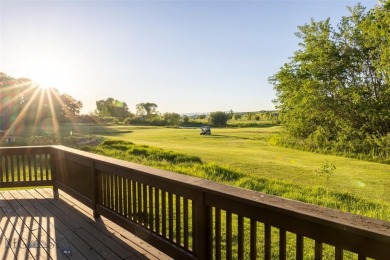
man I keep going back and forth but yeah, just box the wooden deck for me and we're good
[1,146,389,259]
[0,188,171,260]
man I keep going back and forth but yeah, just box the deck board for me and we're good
[0,188,171,260]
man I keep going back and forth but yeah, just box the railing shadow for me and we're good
[0,189,153,259]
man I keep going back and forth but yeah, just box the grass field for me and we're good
[4,123,388,259]
[4,123,390,212]
[81,125,390,204]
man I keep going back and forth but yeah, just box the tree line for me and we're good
[269,2,390,161]
[1,73,276,129]
[93,97,277,127]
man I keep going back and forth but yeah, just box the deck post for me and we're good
[193,191,211,259]
[51,147,59,199]
[91,160,100,219]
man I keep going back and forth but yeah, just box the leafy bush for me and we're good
[99,117,117,124]
[123,117,133,125]
[209,111,229,126]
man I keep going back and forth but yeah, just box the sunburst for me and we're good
[1,80,67,144]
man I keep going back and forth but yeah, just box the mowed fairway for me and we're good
[88,125,390,204]
[10,123,390,204]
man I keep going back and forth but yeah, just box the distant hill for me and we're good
[181,110,278,118]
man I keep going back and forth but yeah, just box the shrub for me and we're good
[209,111,229,126]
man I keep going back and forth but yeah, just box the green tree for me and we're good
[209,111,229,126]
[60,94,83,119]
[0,73,29,129]
[182,115,190,124]
[96,98,130,119]
[163,112,181,126]
[269,3,390,148]
[136,102,158,121]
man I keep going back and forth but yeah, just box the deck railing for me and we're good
[0,145,389,259]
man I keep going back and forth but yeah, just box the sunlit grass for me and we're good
[88,126,390,204]
[83,140,390,222]
[4,122,390,214]
[6,124,390,206]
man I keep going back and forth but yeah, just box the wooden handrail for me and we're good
[0,146,53,188]
[1,145,390,259]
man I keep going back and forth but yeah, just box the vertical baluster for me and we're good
[112,174,117,211]
[226,211,232,260]
[116,175,120,212]
[22,155,27,182]
[250,219,257,260]
[127,178,132,219]
[155,188,160,234]
[16,155,20,182]
[11,155,15,182]
[264,224,271,260]
[5,155,9,182]
[132,180,137,222]
[279,229,286,260]
[238,215,244,260]
[39,154,43,180]
[123,178,128,217]
[118,176,123,215]
[315,241,322,260]
[335,247,343,260]
[176,195,181,246]
[40,154,44,180]
[46,153,49,180]
[183,198,189,250]
[169,192,174,242]
[111,173,117,211]
[33,154,38,181]
[101,172,105,206]
[137,182,142,224]
[28,154,32,181]
[40,154,44,181]
[110,173,115,210]
[296,234,304,260]
[106,172,110,208]
[162,190,167,238]
[206,205,213,259]
[148,186,154,230]
[0,155,3,183]
[215,208,221,260]
[4,155,7,182]
[143,183,148,226]
[104,172,109,207]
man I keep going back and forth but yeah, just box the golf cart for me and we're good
[200,126,211,135]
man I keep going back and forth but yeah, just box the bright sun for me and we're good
[25,60,70,92]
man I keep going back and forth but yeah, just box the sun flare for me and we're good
[24,59,72,93]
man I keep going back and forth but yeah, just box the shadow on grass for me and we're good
[89,129,133,136]
[205,134,251,140]
[227,123,277,128]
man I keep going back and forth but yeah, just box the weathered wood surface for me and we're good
[0,188,170,260]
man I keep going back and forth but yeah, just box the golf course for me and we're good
[16,122,390,221]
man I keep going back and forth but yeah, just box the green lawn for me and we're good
[84,125,390,205]
[6,123,390,204]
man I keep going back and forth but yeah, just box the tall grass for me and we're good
[268,133,390,164]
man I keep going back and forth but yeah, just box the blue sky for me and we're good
[1,0,377,114]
